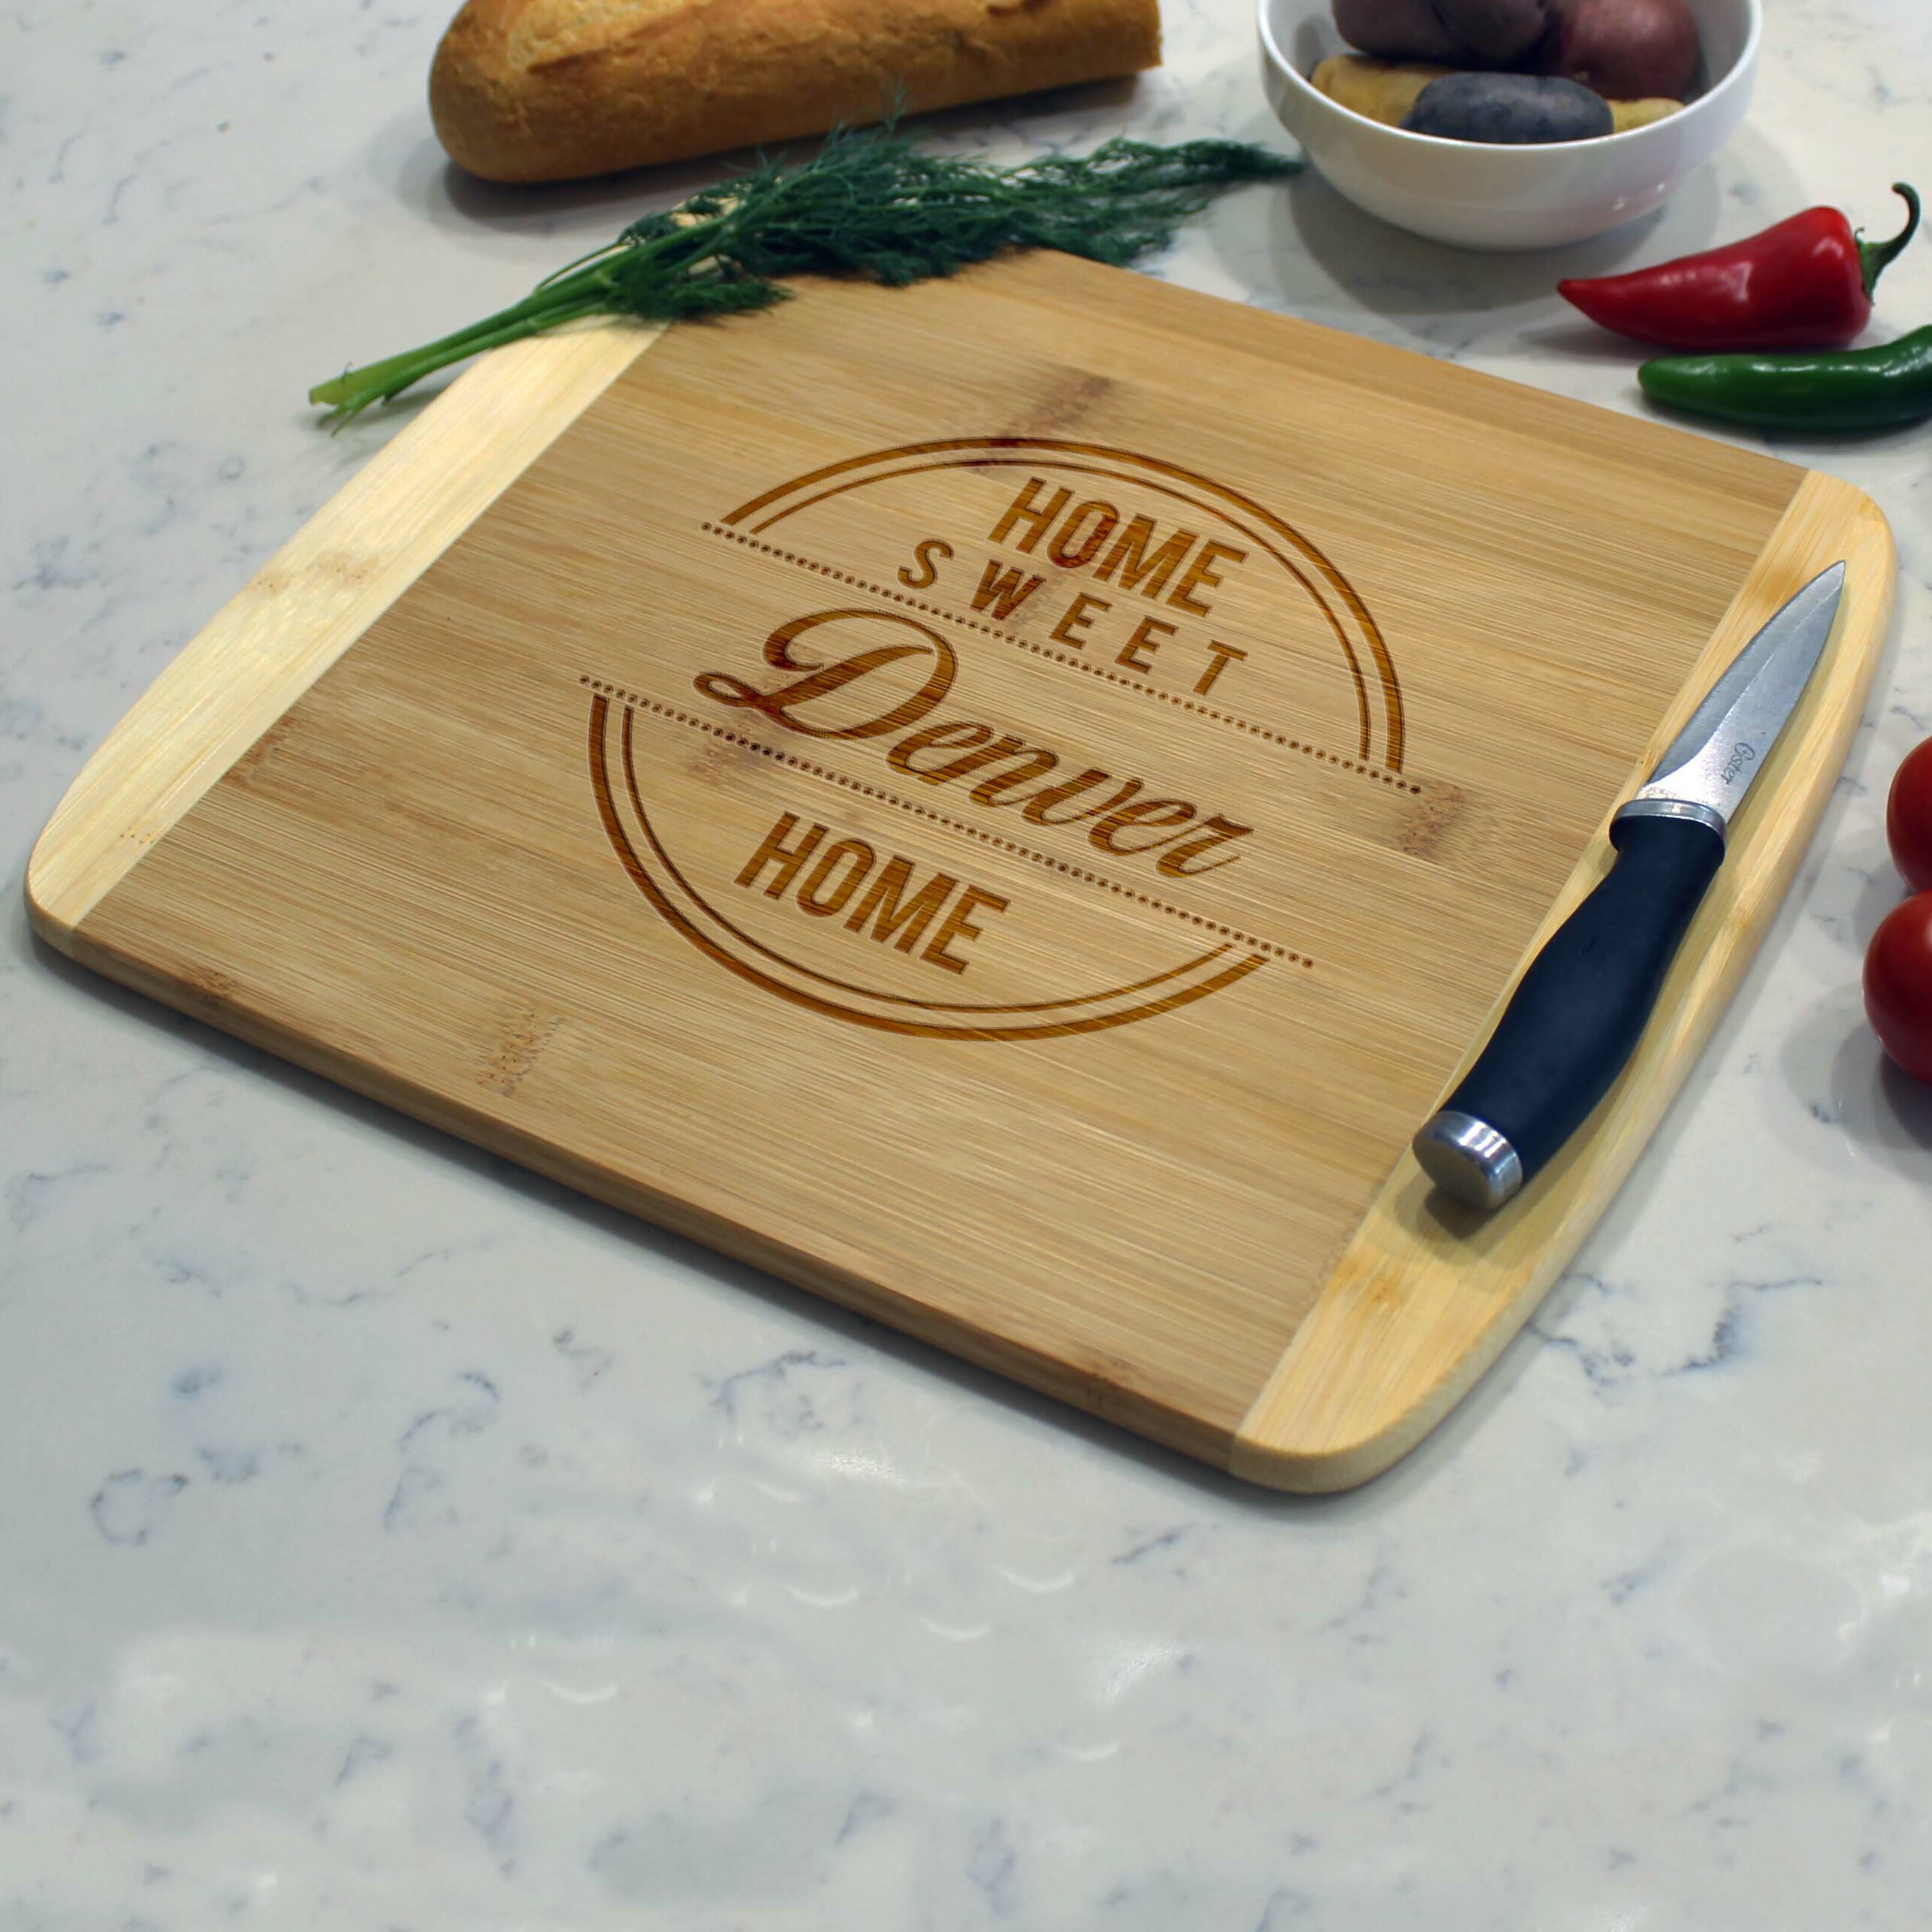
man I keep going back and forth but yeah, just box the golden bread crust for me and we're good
[430,0,1162,183]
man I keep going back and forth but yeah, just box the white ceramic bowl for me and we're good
[1257,0,1760,250]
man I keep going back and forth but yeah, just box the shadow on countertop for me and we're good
[23,903,1546,1524]
[367,74,1152,249]
[247,84,1892,1520]
[1195,107,1810,344]
[1780,986,1932,1170]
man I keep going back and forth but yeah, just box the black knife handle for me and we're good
[1413,812,1725,1210]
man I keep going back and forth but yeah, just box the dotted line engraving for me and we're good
[701,521,1421,795]
[584,677,1312,968]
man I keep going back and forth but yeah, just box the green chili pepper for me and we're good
[1638,325,1932,432]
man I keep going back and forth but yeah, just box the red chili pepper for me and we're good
[1558,184,1921,352]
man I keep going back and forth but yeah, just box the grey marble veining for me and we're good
[5,1,1932,1923]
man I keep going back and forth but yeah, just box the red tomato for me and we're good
[1888,736,1932,894]
[1865,892,1932,1085]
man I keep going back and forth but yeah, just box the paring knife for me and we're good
[1413,561,1847,1214]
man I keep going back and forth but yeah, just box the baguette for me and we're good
[430,0,1164,185]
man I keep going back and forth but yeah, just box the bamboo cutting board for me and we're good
[28,252,1892,1490]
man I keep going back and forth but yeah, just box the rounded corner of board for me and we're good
[1772,469,1897,762]
[1791,470,1897,619]
[23,825,83,956]
[1224,1411,1429,1495]
[1805,466,1893,537]
[1225,1258,1475,1496]
[23,321,667,944]
[25,734,154,953]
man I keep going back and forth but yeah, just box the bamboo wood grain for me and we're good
[25,255,1893,1488]
[26,321,663,942]
[1231,470,1895,1490]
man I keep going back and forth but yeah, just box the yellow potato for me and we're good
[1311,54,1454,126]
[1609,96,1683,131]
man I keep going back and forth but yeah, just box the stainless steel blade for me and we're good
[1625,563,1846,832]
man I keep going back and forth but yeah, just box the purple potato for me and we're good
[1545,0,1700,99]
[1402,71,1616,141]
[1334,0,1557,66]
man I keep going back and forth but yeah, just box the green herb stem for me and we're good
[308,297,614,412]
[309,130,1300,424]
[309,219,734,411]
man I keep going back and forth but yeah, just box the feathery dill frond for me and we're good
[309,128,1299,423]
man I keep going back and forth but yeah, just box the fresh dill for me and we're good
[309,127,1300,423]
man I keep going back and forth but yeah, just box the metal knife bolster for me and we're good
[1611,795,1729,839]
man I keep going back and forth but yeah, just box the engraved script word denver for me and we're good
[695,606,1257,880]
[587,437,1403,1041]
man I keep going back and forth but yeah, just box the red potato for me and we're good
[1545,0,1700,101]
[1334,0,1556,65]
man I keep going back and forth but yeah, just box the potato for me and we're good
[1333,0,1458,64]
[1545,0,1699,101]
[1402,71,1615,142]
[1610,95,1684,131]
[1315,52,1680,132]
[1333,0,1556,67]
[1314,53,1680,131]
[1312,54,1457,124]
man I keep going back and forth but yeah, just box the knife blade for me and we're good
[1412,562,1847,1213]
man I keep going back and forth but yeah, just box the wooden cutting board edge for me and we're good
[1232,466,1894,1491]
[25,319,667,946]
[25,320,1895,1495]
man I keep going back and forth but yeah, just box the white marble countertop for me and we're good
[6,0,1932,1921]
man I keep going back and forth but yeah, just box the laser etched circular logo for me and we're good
[587,437,1406,1040]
